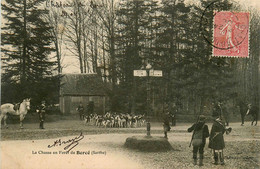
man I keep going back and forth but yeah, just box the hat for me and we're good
[198,115,206,122]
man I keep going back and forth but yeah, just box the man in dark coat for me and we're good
[222,104,230,126]
[238,100,248,126]
[77,102,84,120]
[87,101,94,115]
[212,102,223,119]
[188,115,209,166]
[209,118,226,165]
[38,100,46,129]
[171,106,177,126]
[163,111,171,138]
[246,104,259,126]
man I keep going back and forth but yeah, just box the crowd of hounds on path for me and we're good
[82,112,146,128]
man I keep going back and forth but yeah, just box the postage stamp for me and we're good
[212,11,250,57]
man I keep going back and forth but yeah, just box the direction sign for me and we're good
[149,70,162,77]
[133,70,147,77]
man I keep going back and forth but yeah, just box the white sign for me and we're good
[133,70,147,77]
[149,70,162,77]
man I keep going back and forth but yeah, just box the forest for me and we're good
[1,0,259,117]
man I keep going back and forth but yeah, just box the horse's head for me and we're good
[23,98,31,111]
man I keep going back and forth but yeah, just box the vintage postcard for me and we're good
[1,0,259,169]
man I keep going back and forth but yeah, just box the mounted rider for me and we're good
[246,103,259,126]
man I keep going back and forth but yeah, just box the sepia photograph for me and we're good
[1,0,259,168]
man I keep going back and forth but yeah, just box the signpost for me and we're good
[133,65,162,136]
[149,70,163,77]
[133,70,147,77]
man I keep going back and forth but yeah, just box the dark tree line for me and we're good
[1,0,259,117]
[1,0,60,105]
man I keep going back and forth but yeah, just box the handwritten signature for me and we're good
[47,132,84,152]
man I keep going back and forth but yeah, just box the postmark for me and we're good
[213,11,249,57]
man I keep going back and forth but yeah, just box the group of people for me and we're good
[212,100,258,127]
[188,115,231,166]
[188,101,258,166]
[162,111,228,166]
[162,101,258,166]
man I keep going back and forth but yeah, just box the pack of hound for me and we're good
[83,112,146,128]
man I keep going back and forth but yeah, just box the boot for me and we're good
[164,132,168,138]
[213,152,218,165]
[193,153,197,165]
[39,121,42,129]
[199,154,203,166]
[219,152,224,165]
[40,121,45,129]
[193,159,197,165]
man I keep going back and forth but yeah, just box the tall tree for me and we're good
[64,0,101,74]
[89,0,118,110]
[116,0,158,113]
[1,0,56,104]
[247,9,260,106]
[182,0,236,114]
[154,0,191,108]
[45,4,67,74]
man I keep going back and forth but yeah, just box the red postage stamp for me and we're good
[213,11,250,57]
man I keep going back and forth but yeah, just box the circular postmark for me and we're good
[200,0,249,51]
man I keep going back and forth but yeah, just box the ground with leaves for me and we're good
[1,119,259,169]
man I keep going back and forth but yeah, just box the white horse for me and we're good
[0,98,31,129]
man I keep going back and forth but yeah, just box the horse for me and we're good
[0,98,31,129]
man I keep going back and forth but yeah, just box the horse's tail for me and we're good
[0,105,2,115]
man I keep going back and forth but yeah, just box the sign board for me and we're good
[149,70,162,77]
[133,70,147,77]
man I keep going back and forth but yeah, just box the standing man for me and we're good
[188,115,209,166]
[77,102,84,120]
[163,111,171,139]
[246,103,259,126]
[222,103,230,126]
[87,101,94,115]
[38,100,46,129]
[212,101,223,119]
[209,117,229,165]
[237,99,248,126]
[171,106,177,126]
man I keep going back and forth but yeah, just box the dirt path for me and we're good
[1,134,144,169]
[1,132,259,169]
[1,121,259,169]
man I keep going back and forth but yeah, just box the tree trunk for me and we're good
[22,0,27,85]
